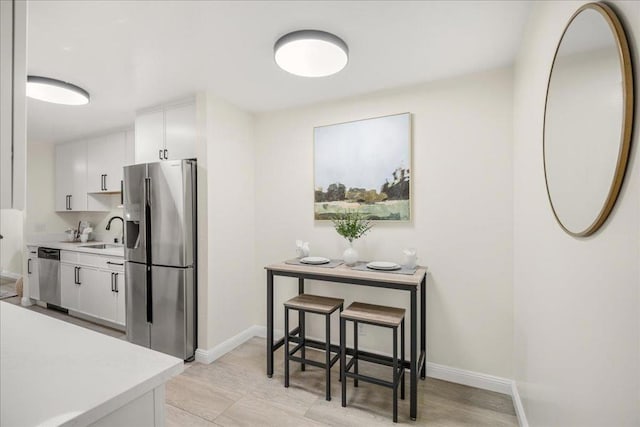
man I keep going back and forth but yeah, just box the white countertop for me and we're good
[26,241,124,258]
[0,302,183,427]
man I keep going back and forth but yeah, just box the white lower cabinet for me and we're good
[60,252,125,327]
[26,247,39,300]
[61,263,80,311]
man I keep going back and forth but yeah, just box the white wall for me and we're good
[0,209,23,276]
[201,92,256,350]
[513,1,639,425]
[254,68,514,378]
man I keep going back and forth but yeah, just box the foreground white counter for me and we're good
[0,302,183,426]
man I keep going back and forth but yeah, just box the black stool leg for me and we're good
[325,313,331,401]
[401,318,405,400]
[341,317,347,407]
[393,326,398,423]
[284,307,290,388]
[338,304,343,382]
[300,311,306,372]
[353,320,359,388]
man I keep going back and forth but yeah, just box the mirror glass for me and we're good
[544,3,633,237]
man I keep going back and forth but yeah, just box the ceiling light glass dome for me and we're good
[274,30,348,77]
[26,76,90,105]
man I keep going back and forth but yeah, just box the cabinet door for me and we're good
[27,250,39,300]
[87,133,126,193]
[113,271,125,325]
[61,263,80,310]
[70,140,87,211]
[165,102,196,161]
[135,110,164,164]
[55,143,75,211]
[56,140,87,211]
[78,268,114,321]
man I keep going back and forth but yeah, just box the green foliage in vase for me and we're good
[332,210,373,243]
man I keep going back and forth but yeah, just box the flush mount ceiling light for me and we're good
[274,30,348,77]
[26,75,90,105]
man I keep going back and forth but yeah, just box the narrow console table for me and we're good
[265,261,427,420]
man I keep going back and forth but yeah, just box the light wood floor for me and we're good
[167,338,518,426]
[4,293,517,426]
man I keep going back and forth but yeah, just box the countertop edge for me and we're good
[64,361,184,426]
[26,241,124,258]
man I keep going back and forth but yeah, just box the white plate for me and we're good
[300,256,331,265]
[366,261,401,271]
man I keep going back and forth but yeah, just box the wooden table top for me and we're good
[265,261,427,286]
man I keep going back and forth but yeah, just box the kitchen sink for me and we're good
[80,244,122,249]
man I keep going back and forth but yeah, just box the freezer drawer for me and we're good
[125,262,195,360]
[150,265,194,360]
[125,261,149,348]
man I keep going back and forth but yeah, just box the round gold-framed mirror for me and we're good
[543,2,634,237]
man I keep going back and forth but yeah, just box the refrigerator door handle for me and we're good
[146,266,153,323]
[145,177,151,206]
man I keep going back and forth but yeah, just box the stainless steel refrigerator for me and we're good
[123,159,197,361]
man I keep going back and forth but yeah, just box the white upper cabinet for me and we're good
[165,102,197,161]
[87,132,126,193]
[55,140,87,212]
[56,129,131,212]
[135,109,164,163]
[134,100,196,164]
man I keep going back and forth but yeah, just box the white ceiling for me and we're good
[27,0,532,144]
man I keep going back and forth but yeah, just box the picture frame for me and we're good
[314,112,412,221]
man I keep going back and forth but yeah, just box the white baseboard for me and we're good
[1,270,21,281]
[195,325,265,364]
[426,361,513,395]
[511,381,529,427]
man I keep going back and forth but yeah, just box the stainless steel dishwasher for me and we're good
[38,247,61,306]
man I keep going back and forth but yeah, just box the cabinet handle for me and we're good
[66,195,71,210]
[75,266,82,285]
[111,272,115,292]
[68,195,72,210]
[114,273,119,293]
[27,259,32,274]
[120,180,124,205]
[159,149,163,161]
[107,261,124,266]
[163,149,168,160]
[104,174,108,191]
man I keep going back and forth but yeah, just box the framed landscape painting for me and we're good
[314,112,411,221]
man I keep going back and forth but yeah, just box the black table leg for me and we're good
[299,277,306,371]
[267,270,274,378]
[410,288,417,420]
[421,275,426,379]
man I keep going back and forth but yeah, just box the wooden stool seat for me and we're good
[284,294,344,401]
[284,294,344,314]
[341,302,406,422]
[341,302,405,327]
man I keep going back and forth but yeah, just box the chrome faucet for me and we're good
[106,216,124,244]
